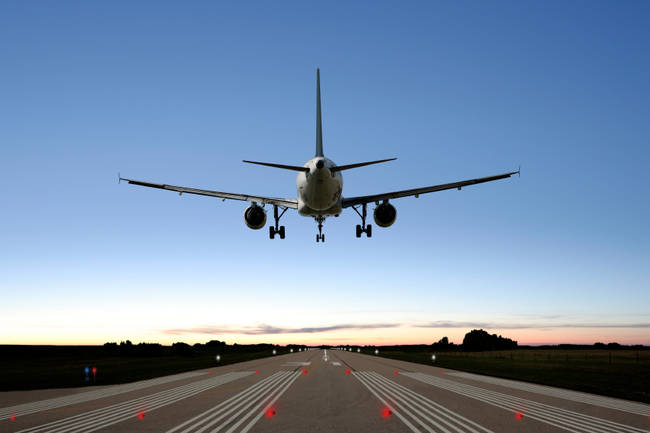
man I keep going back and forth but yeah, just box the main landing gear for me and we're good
[269,205,287,239]
[352,203,372,238]
[315,215,325,243]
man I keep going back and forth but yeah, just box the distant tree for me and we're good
[172,342,194,356]
[462,329,517,351]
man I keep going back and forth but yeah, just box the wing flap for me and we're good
[342,170,518,207]
[120,177,298,209]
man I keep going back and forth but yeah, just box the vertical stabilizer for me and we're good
[315,68,324,157]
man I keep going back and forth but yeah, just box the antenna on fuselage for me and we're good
[316,68,324,157]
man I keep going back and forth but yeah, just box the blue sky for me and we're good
[1,1,649,345]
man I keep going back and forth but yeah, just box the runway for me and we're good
[1,349,648,432]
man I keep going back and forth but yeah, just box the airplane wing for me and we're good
[342,170,519,208]
[120,177,298,209]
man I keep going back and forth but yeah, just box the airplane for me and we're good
[120,69,519,242]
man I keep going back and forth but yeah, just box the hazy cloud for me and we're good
[415,320,650,329]
[163,323,401,335]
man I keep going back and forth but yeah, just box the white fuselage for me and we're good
[296,157,343,216]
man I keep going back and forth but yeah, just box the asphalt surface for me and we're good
[1,349,649,432]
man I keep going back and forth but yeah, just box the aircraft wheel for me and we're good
[366,224,372,238]
[279,226,285,239]
[269,226,275,239]
[316,234,320,242]
[322,234,325,242]
[356,225,362,238]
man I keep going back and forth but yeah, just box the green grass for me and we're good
[0,347,278,391]
[374,349,650,403]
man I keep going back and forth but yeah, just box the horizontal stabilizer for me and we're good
[330,158,397,172]
[243,160,309,172]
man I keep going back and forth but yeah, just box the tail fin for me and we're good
[315,68,323,157]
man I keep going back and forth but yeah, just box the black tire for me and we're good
[316,234,320,242]
[366,224,372,238]
[269,226,275,239]
[279,226,285,239]
[322,234,325,242]
[356,225,362,238]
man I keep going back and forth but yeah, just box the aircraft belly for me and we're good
[301,176,341,211]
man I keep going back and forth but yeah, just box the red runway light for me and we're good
[302,369,307,375]
[10,415,15,421]
[515,412,523,420]
[345,369,350,375]
[137,412,145,420]
[381,408,392,418]
[265,408,276,418]
[394,371,398,375]
[92,367,97,374]
[255,370,259,374]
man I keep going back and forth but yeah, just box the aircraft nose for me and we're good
[316,160,324,169]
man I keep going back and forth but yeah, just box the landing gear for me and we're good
[352,203,372,238]
[269,205,287,239]
[315,215,326,243]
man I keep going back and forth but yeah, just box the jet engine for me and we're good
[373,202,397,228]
[244,204,266,230]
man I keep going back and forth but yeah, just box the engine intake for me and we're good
[244,205,266,230]
[373,202,397,228]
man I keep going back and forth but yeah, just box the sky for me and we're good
[1,1,649,347]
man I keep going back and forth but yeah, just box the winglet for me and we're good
[118,172,121,184]
[517,164,521,177]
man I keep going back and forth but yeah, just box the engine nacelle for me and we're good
[373,202,397,228]
[244,204,266,230]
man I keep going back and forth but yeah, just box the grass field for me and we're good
[374,349,650,403]
[0,346,282,391]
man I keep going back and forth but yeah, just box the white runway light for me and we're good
[375,349,379,355]
[431,354,436,362]
[290,349,293,353]
[215,355,221,362]
[272,349,276,355]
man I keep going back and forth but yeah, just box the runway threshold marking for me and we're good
[447,371,650,416]
[282,362,311,366]
[0,371,206,419]
[403,372,647,433]
[354,372,494,433]
[166,370,300,433]
[13,371,252,433]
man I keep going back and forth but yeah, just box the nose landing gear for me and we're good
[315,215,326,242]
[352,203,372,238]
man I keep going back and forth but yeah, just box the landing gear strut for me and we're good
[269,205,287,239]
[352,203,372,238]
[315,215,325,243]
